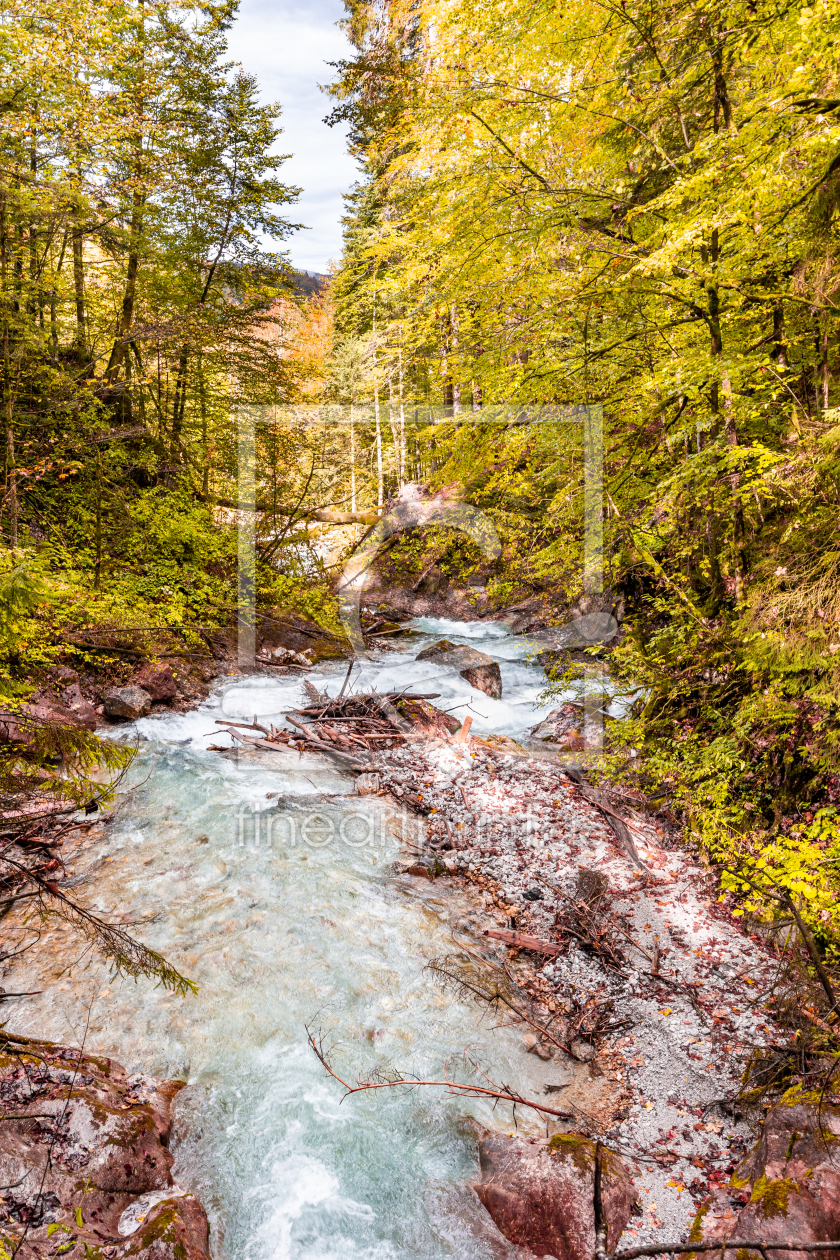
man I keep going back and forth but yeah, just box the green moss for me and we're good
[747,1173,807,1219]
[688,1203,709,1243]
[547,1133,599,1174]
[123,1202,183,1257]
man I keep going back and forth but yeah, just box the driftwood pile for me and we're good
[210,679,443,774]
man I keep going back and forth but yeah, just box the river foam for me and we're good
[2,619,597,1258]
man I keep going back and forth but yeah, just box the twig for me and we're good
[609,1243,840,1260]
[306,1027,575,1120]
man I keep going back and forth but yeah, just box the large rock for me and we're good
[136,663,178,702]
[0,1031,209,1258]
[530,703,583,747]
[700,1088,840,1260]
[472,1130,634,1260]
[103,684,152,720]
[415,640,502,699]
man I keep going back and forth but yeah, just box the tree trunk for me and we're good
[706,226,744,601]
[170,345,189,457]
[374,386,383,509]
[350,403,357,511]
[94,452,102,590]
[450,304,462,415]
[72,182,86,363]
[398,347,406,485]
[105,188,145,384]
[1,195,17,548]
[772,302,787,367]
[198,356,209,497]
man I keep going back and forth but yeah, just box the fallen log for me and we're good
[484,928,563,957]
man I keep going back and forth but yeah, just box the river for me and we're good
[3,618,617,1259]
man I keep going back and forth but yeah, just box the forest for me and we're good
[2,0,840,966]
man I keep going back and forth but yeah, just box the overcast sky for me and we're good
[227,0,358,275]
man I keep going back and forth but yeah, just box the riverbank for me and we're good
[0,617,833,1260]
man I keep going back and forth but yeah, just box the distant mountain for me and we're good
[292,269,329,297]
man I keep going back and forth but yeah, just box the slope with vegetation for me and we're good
[321,0,840,994]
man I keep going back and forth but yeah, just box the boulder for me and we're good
[0,1032,210,1259]
[415,640,503,699]
[103,685,152,720]
[530,704,584,747]
[136,663,178,702]
[699,1088,840,1260]
[472,1130,634,1260]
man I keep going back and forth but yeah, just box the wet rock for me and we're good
[522,1033,554,1061]
[405,861,435,880]
[472,1129,633,1260]
[269,646,312,667]
[530,703,583,745]
[0,1032,209,1259]
[415,640,502,699]
[700,1087,840,1260]
[136,663,178,702]
[103,685,152,720]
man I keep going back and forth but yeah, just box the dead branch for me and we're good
[610,1244,840,1260]
[425,953,578,1057]
[305,1024,575,1120]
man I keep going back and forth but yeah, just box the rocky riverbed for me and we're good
[0,614,835,1260]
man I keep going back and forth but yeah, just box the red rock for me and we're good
[406,862,435,880]
[699,1088,840,1260]
[136,663,178,702]
[0,1032,210,1258]
[472,1130,633,1260]
[0,698,95,744]
[56,679,98,729]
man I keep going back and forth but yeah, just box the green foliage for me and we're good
[326,0,840,963]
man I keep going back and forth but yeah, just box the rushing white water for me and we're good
[2,619,611,1259]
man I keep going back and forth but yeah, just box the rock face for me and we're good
[700,1089,840,1260]
[135,664,178,702]
[472,1130,634,1260]
[415,640,503,699]
[103,685,152,720]
[0,697,97,746]
[0,1031,210,1259]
